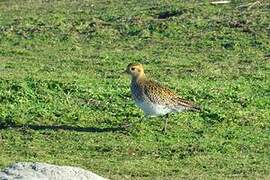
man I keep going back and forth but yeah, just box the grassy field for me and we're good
[0,0,269,179]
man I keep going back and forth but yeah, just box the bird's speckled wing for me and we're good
[142,80,200,111]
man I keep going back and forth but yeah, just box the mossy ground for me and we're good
[0,0,269,179]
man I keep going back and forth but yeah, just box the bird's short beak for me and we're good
[122,69,128,74]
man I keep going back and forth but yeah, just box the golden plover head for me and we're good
[125,63,145,78]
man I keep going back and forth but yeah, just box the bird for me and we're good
[124,63,201,132]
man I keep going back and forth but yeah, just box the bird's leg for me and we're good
[162,114,169,133]
[139,115,146,123]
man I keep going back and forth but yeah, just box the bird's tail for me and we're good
[190,105,202,112]
[176,97,202,112]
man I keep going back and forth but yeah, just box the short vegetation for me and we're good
[0,0,269,179]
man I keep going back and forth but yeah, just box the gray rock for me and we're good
[0,162,107,180]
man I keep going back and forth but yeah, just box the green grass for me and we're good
[0,0,270,179]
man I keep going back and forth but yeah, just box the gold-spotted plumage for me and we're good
[125,63,201,132]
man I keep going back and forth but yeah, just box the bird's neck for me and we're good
[132,73,146,83]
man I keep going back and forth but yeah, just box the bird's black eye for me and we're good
[131,68,135,71]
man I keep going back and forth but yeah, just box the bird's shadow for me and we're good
[0,124,126,133]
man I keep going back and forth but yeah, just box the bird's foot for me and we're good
[161,127,167,134]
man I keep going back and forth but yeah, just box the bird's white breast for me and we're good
[134,100,174,117]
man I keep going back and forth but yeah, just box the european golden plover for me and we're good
[125,63,201,132]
